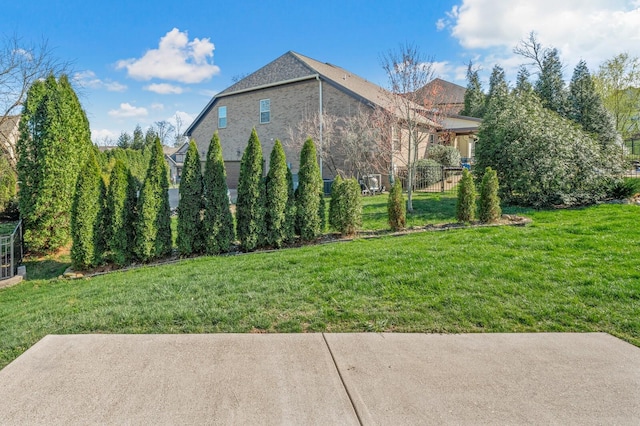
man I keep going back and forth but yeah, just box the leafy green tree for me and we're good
[387,179,406,231]
[17,74,92,253]
[296,138,323,241]
[177,140,203,256]
[478,167,501,223]
[595,53,640,139]
[461,62,486,118]
[104,160,136,266]
[427,145,461,167]
[456,168,476,222]
[134,138,172,261]
[535,48,568,115]
[202,131,235,254]
[0,155,16,213]
[264,140,289,248]
[144,127,158,149]
[104,147,152,187]
[70,152,103,269]
[236,128,265,251]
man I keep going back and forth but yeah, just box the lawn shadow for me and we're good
[23,259,71,281]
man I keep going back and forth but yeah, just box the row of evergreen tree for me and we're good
[70,128,365,270]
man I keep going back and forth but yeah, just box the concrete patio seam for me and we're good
[322,332,364,426]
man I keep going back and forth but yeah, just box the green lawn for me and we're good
[1,194,639,370]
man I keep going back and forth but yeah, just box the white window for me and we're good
[260,99,270,124]
[218,106,227,128]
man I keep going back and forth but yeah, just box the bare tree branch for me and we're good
[513,31,548,75]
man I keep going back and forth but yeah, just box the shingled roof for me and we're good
[187,51,438,135]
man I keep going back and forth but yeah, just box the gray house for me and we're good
[185,51,414,189]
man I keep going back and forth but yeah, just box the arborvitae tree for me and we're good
[177,141,203,256]
[328,175,344,231]
[264,140,289,248]
[144,128,158,149]
[17,74,92,253]
[105,160,136,266]
[318,191,327,233]
[202,131,235,254]
[535,48,568,115]
[70,152,102,269]
[117,132,132,149]
[460,62,486,117]
[387,179,406,231]
[485,65,509,109]
[478,167,501,223]
[284,167,296,243]
[329,177,362,236]
[135,137,172,261]
[236,128,265,251]
[456,168,476,223]
[131,124,145,150]
[296,138,323,241]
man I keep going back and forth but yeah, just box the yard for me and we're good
[1,192,639,370]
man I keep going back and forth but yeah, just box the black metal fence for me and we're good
[397,165,465,193]
[0,220,23,281]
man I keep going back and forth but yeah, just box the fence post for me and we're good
[441,165,445,193]
[10,229,14,277]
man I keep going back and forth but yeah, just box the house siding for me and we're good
[189,78,370,188]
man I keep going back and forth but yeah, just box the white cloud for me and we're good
[144,83,184,94]
[116,28,220,84]
[108,103,149,118]
[442,0,640,78]
[91,128,118,145]
[151,103,165,110]
[428,61,454,79]
[74,70,127,92]
[168,110,195,129]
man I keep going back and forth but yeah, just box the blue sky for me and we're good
[5,0,640,144]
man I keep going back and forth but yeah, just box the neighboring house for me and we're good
[186,51,439,190]
[163,144,185,184]
[416,79,480,161]
[0,116,21,167]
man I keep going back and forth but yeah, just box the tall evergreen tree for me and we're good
[264,140,289,248]
[296,138,323,242]
[135,137,172,261]
[202,131,235,254]
[535,48,568,115]
[514,66,533,95]
[486,65,509,108]
[568,61,624,174]
[70,151,103,269]
[236,128,265,251]
[17,74,92,253]
[177,140,203,256]
[131,124,145,150]
[284,167,296,243]
[460,62,486,117]
[105,160,136,266]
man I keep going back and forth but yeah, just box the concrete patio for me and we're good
[0,333,638,424]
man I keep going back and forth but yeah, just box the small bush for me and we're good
[414,159,443,188]
[329,177,362,236]
[177,141,203,256]
[387,180,406,231]
[608,178,640,199]
[427,144,461,167]
[456,168,476,222]
[478,167,501,223]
